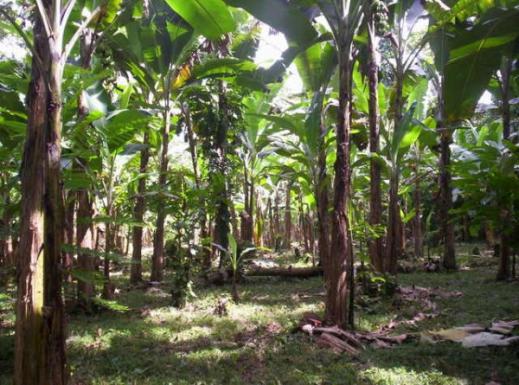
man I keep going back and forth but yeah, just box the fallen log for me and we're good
[246,266,323,278]
[203,266,323,286]
[313,326,364,349]
[316,332,360,355]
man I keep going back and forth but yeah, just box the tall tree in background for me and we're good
[366,0,383,272]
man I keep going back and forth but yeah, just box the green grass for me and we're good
[1,252,518,385]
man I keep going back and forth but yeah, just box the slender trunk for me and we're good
[76,31,96,305]
[497,57,512,281]
[284,182,292,248]
[151,104,171,282]
[385,48,405,273]
[214,85,230,268]
[230,202,239,240]
[102,216,114,299]
[63,191,75,283]
[274,189,281,251]
[130,129,149,284]
[412,152,423,259]
[242,163,253,242]
[307,212,315,255]
[438,75,456,270]
[16,3,66,383]
[325,45,353,328]
[183,103,211,267]
[385,170,400,273]
[248,178,255,242]
[268,199,274,247]
[125,227,130,256]
[367,13,383,272]
[76,188,95,310]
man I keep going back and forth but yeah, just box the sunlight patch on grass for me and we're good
[361,366,467,385]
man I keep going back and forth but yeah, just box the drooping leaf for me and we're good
[165,0,236,40]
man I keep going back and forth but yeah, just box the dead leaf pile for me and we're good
[396,285,463,310]
[297,312,409,355]
[422,320,519,348]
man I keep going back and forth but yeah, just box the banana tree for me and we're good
[236,85,283,243]
[427,1,519,270]
[0,1,122,382]
[314,0,370,329]
[452,128,519,279]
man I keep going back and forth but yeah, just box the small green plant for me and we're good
[214,234,255,301]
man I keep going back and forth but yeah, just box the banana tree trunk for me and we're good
[214,85,230,268]
[367,12,383,272]
[412,153,423,259]
[385,168,400,274]
[76,27,97,306]
[63,191,75,283]
[438,76,456,270]
[284,182,292,248]
[316,115,330,269]
[182,103,211,267]
[326,44,353,329]
[497,56,512,281]
[16,3,66,383]
[151,105,172,282]
[103,215,114,299]
[76,188,95,311]
[130,129,149,284]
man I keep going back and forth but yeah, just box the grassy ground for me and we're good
[1,249,518,385]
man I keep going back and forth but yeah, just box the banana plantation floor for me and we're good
[1,250,519,385]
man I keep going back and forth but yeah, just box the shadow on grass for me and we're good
[2,268,519,385]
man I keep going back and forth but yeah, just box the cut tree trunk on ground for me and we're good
[203,266,323,285]
[246,266,323,278]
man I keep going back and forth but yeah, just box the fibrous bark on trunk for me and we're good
[15,3,66,383]
[325,45,353,329]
